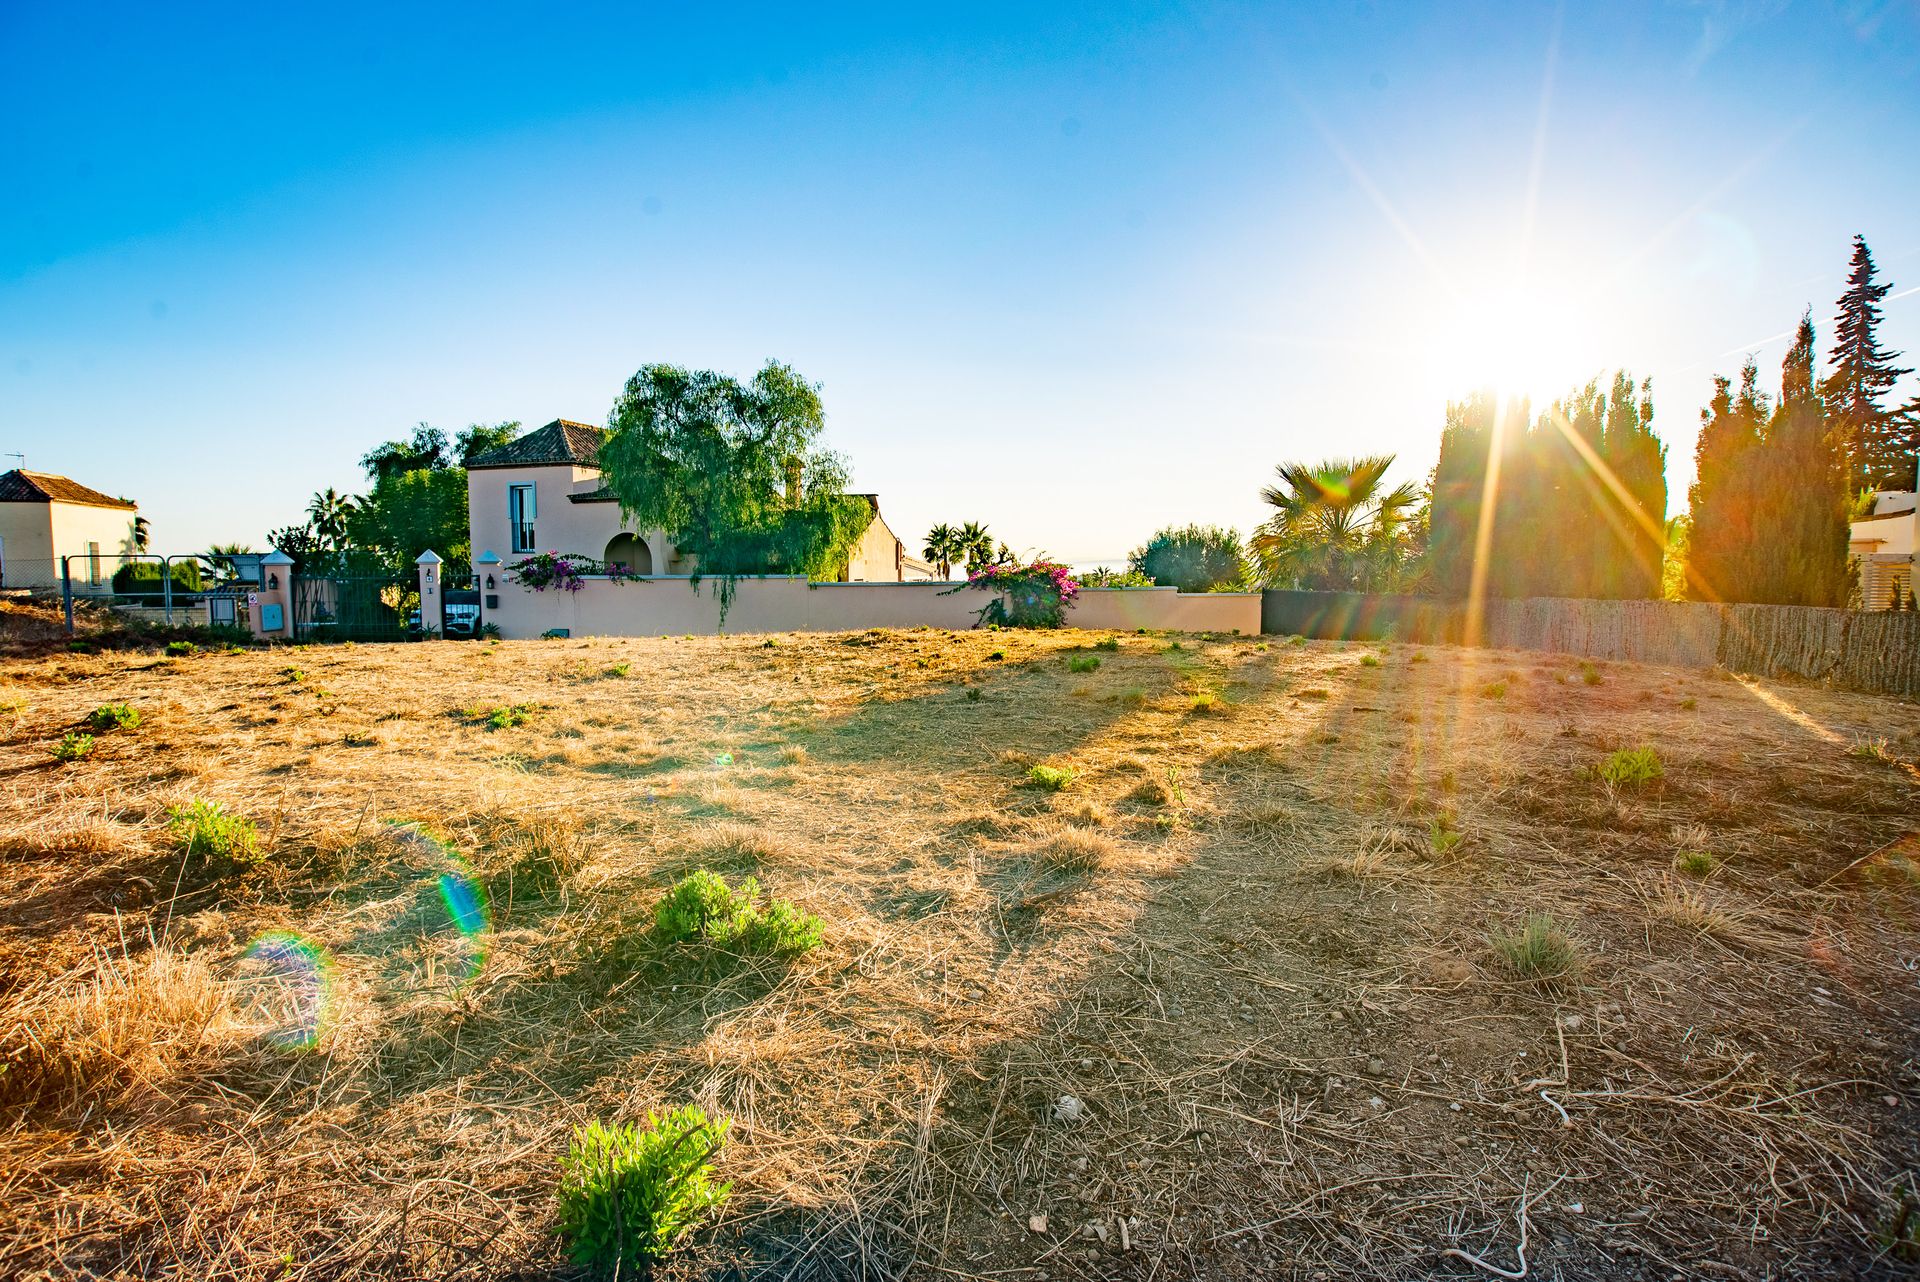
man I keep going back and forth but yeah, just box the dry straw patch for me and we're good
[0,626,1915,1280]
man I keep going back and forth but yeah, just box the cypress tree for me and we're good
[1753,312,1851,606]
[1684,362,1765,601]
[1597,372,1668,599]
[1821,235,1912,490]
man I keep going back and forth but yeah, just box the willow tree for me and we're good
[595,362,873,614]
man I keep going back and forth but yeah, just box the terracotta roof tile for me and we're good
[0,470,137,509]
[467,420,606,470]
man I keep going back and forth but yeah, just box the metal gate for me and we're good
[292,573,417,642]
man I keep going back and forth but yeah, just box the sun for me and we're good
[1419,275,1604,410]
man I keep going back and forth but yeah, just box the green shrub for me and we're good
[607,662,632,678]
[486,704,535,730]
[1580,663,1603,686]
[477,622,502,640]
[1288,635,1307,647]
[1027,764,1075,791]
[965,687,983,702]
[168,800,262,866]
[87,703,140,732]
[1597,745,1663,789]
[556,1109,732,1272]
[1675,850,1716,877]
[653,871,822,957]
[1189,691,1222,715]
[165,640,197,657]
[1163,640,1183,653]
[1066,655,1100,674]
[1490,913,1579,980]
[51,732,94,763]
[1093,636,1121,652]
[1359,654,1381,668]
[282,666,306,683]
[987,649,1005,661]
[110,559,203,598]
[1409,651,1428,663]
[1849,737,1895,764]
[1428,811,1464,857]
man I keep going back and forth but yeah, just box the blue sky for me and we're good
[3,1,1917,565]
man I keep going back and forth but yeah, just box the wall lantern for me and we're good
[485,574,496,590]
[267,573,279,590]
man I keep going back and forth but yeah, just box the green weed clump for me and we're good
[485,704,535,730]
[1027,764,1076,792]
[1675,850,1717,877]
[987,650,1006,662]
[1360,654,1382,668]
[653,871,823,956]
[168,800,262,866]
[1189,691,1222,715]
[1679,696,1698,710]
[1428,810,1464,857]
[281,666,306,683]
[1849,737,1895,764]
[1579,663,1603,686]
[1597,745,1663,789]
[165,640,197,657]
[1093,636,1121,652]
[556,1109,732,1272]
[51,732,95,763]
[87,703,140,732]
[1491,913,1579,980]
[1066,655,1101,674]
[607,662,632,678]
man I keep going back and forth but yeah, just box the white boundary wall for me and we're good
[482,576,1260,639]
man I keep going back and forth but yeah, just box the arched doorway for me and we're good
[604,534,652,575]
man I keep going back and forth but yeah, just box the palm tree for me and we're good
[131,515,151,551]
[957,521,996,572]
[1251,455,1420,591]
[307,488,356,550]
[922,524,963,579]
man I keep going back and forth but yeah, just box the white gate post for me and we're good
[416,551,444,638]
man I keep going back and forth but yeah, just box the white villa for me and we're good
[0,469,141,593]
[1851,490,1916,610]
[465,420,935,582]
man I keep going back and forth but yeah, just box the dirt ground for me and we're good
[2,624,1918,1280]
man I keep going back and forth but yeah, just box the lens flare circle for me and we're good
[238,930,334,1050]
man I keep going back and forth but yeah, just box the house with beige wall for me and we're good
[466,419,934,583]
[1851,490,1916,609]
[0,469,140,592]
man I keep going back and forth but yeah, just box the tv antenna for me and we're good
[3,453,21,469]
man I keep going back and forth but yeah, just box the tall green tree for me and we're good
[1754,312,1852,605]
[1684,359,1770,602]
[1821,235,1912,490]
[1426,375,1667,600]
[346,469,471,578]
[307,488,356,550]
[1253,456,1419,591]
[922,524,963,579]
[956,522,996,571]
[1128,524,1247,592]
[1594,371,1668,599]
[595,362,873,611]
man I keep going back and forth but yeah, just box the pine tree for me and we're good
[1821,235,1912,490]
[1753,312,1851,606]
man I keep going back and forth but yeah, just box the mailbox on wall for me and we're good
[261,603,284,632]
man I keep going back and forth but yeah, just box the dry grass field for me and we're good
[2,621,1919,1280]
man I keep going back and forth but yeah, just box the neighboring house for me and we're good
[0,469,140,593]
[1850,490,1917,609]
[466,419,934,581]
